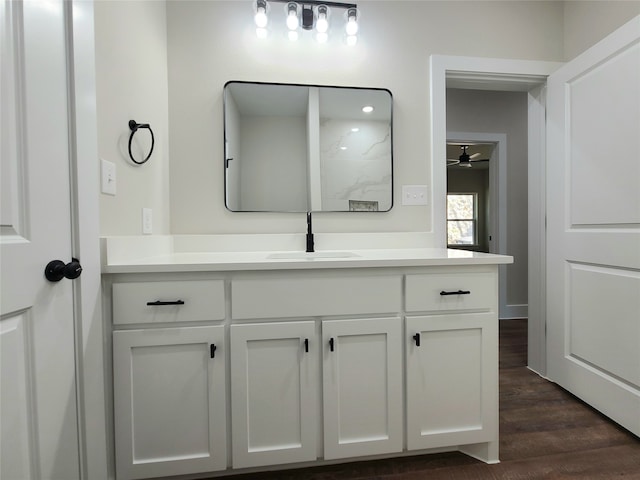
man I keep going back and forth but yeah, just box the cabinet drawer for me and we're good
[232,275,402,320]
[113,280,225,325]
[405,272,496,313]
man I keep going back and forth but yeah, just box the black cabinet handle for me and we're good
[440,290,471,296]
[413,333,421,347]
[146,300,185,306]
[329,338,335,352]
[210,344,217,359]
[304,338,309,353]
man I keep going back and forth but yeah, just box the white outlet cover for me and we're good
[142,208,152,234]
[402,185,429,206]
[101,159,116,196]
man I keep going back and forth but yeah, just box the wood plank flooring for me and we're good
[217,319,640,479]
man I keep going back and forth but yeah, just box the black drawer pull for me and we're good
[146,300,185,306]
[210,344,217,359]
[440,290,471,296]
[304,338,309,353]
[329,338,335,352]
[413,333,421,347]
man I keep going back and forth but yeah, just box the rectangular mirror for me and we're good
[224,81,393,212]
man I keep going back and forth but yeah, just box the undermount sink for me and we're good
[267,251,360,260]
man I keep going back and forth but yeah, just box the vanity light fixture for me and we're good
[253,0,359,44]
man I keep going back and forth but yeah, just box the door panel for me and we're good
[113,326,227,479]
[322,317,402,460]
[406,313,497,450]
[230,321,318,468]
[546,15,640,436]
[0,315,32,480]
[1,1,80,478]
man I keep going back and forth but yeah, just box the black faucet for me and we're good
[306,212,315,253]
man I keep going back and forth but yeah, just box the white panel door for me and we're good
[322,317,402,460]
[406,313,498,450]
[113,326,227,479]
[230,321,318,469]
[546,15,640,436]
[1,2,80,479]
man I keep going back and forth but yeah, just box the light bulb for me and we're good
[286,2,298,30]
[254,10,267,28]
[254,0,268,28]
[345,8,358,36]
[316,5,328,33]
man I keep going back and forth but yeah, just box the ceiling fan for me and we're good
[447,144,490,168]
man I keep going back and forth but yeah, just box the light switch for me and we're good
[101,159,116,196]
[402,185,429,206]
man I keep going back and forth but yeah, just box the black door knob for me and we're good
[45,258,83,282]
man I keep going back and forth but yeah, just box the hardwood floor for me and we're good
[217,319,640,479]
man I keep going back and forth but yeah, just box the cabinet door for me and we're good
[113,326,226,480]
[323,317,403,460]
[406,313,497,450]
[230,321,318,468]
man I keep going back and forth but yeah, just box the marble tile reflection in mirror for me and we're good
[224,81,393,212]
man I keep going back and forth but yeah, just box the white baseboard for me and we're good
[500,304,528,320]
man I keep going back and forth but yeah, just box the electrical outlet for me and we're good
[402,185,429,206]
[101,159,116,195]
[142,208,152,234]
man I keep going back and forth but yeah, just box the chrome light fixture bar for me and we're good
[253,0,359,44]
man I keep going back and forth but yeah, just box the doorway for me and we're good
[430,55,560,375]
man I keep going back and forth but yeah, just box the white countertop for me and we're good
[102,239,514,274]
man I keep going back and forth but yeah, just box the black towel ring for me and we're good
[128,119,154,165]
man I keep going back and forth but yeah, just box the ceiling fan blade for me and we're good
[470,158,490,162]
[469,152,481,159]
[447,159,460,165]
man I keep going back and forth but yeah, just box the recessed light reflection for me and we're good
[340,146,347,150]
[362,105,374,113]
[351,127,359,132]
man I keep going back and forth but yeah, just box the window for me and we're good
[447,193,477,246]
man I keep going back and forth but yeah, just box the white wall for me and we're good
[563,1,640,60]
[446,89,528,309]
[95,0,170,235]
[224,91,241,211]
[94,1,640,239]
[238,115,308,211]
[165,0,565,236]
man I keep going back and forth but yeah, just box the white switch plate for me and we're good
[402,185,429,206]
[101,159,116,196]
[142,208,152,234]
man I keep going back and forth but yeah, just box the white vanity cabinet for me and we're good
[229,273,404,468]
[111,280,228,480]
[103,247,510,480]
[404,269,499,457]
